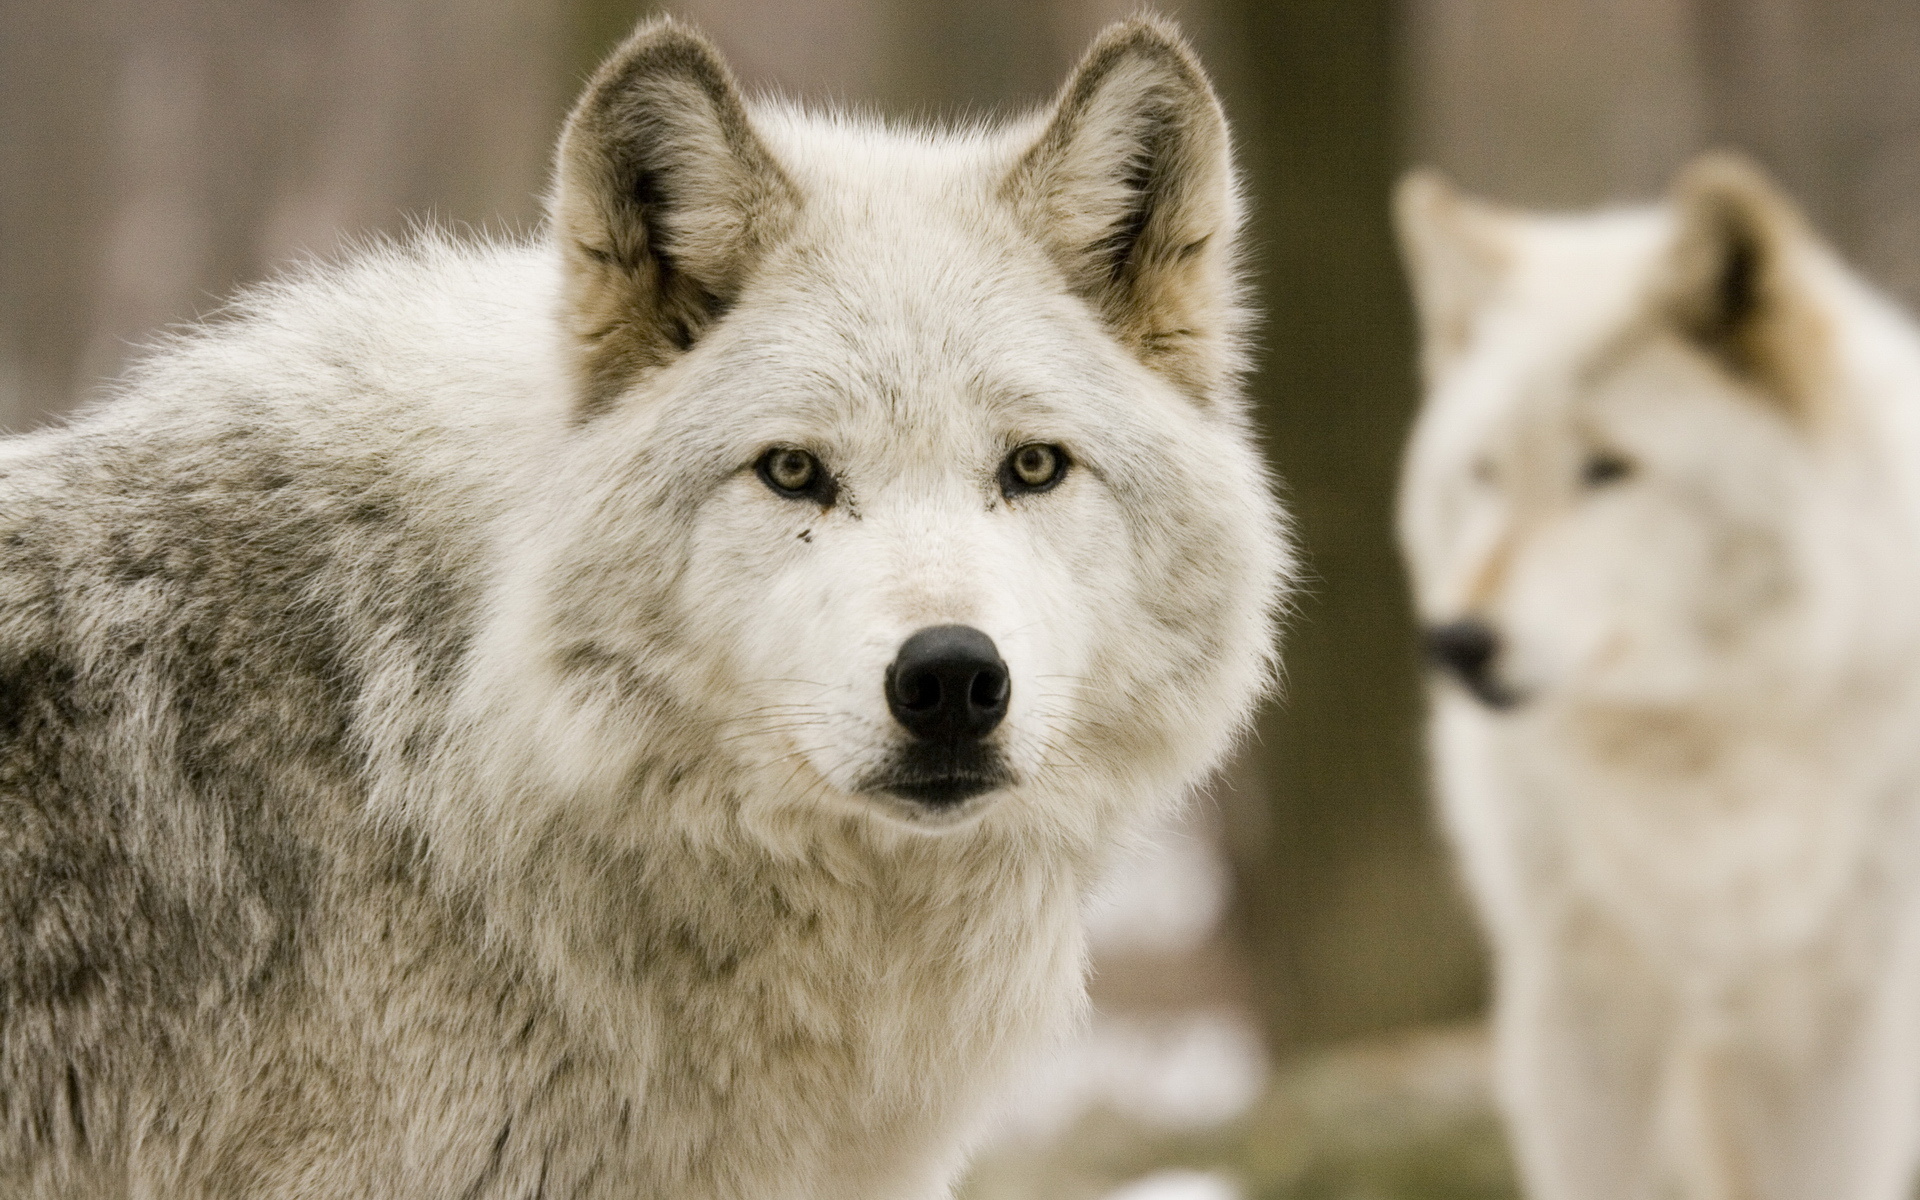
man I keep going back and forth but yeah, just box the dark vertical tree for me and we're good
[1211,0,1487,1053]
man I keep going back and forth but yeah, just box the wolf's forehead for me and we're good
[753,109,1062,308]
[707,301,1122,441]
[1431,222,1677,445]
[1494,213,1671,361]
[780,192,1057,318]
[705,111,1160,437]
[717,244,1121,435]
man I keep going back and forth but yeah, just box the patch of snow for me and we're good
[1083,811,1230,958]
[988,1009,1268,1143]
[1100,1168,1243,1200]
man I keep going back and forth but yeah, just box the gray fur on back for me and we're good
[0,239,556,1194]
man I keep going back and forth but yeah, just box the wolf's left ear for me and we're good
[1661,152,1829,418]
[551,19,800,415]
[1005,19,1242,406]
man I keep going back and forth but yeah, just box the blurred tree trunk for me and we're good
[1406,0,1920,309]
[1210,0,1488,1055]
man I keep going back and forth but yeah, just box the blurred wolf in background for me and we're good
[0,16,1286,1199]
[1397,154,1920,1200]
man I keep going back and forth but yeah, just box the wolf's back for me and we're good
[0,238,559,1174]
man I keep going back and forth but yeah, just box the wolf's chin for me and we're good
[867,744,1014,803]
[866,791,1003,831]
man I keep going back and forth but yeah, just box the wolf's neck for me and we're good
[459,810,1093,1166]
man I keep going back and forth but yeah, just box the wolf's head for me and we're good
[458,19,1285,846]
[1395,155,1920,722]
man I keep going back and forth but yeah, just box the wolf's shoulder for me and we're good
[0,234,568,620]
[0,233,576,809]
[113,233,571,464]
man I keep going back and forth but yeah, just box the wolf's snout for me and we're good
[886,625,1009,742]
[1423,619,1520,709]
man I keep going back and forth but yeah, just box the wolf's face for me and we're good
[654,220,1265,830]
[1397,158,1877,717]
[467,21,1284,839]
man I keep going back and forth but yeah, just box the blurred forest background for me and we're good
[7,1,1920,1196]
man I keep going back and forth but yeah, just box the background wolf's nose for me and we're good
[886,625,1009,742]
[1423,618,1505,697]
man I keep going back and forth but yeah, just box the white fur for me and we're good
[1397,161,1920,1200]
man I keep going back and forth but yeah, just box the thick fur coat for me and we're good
[0,19,1287,1199]
[1397,156,1920,1200]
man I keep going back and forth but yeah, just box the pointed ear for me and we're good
[1004,19,1243,406]
[1393,170,1513,383]
[550,19,800,415]
[1660,151,1829,418]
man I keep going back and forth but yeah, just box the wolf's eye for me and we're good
[1001,443,1068,496]
[1581,451,1633,488]
[755,447,835,505]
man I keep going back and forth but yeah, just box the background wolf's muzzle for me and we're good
[1423,618,1521,709]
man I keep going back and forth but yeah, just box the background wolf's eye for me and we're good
[1581,451,1633,488]
[1001,443,1068,496]
[755,447,835,505]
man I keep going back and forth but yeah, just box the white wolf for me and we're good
[0,17,1286,1199]
[1396,155,1920,1200]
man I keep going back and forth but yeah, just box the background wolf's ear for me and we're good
[1004,19,1242,406]
[1393,170,1512,384]
[1661,152,1828,418]
[551,19,799,415]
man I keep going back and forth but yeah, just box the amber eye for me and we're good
[1581,451,1633,488]
[1001,443,1068,496]
[755,447,835,505]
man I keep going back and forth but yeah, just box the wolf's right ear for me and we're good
[551,19,799,416]
[1659,152,1828,420]
[1004,19,1243,407]
[1394,170,1513,384]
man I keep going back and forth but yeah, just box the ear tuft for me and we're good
[1393,169,1513,383]
[1004,18,1243,406]
[551,18,799,416]
[1662,151,1828,418]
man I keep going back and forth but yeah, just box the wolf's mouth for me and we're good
[1455,674,1526,711]
[866,743,1015,807]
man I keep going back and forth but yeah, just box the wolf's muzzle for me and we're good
[1423,618,1522,709]
[877,625,1012,805]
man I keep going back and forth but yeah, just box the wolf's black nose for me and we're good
[1424,619,1496,679]
[886,625,1009,742]
[1423,618,1518,708]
